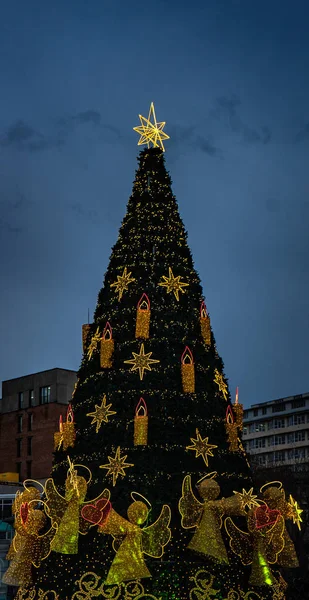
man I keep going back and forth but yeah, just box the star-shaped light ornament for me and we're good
[87,327,101,360]
[186,429,218,466]
[99,446,133,486]
[214,368,228,401]
[124,343,160,380]
[110,267,135,301]
[86,395,116,433]
[233,487,260,511]
[288,494,303,530]
[158,267,189,301]
[133,102,170,152]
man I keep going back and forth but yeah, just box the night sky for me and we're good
[1,0,309,407]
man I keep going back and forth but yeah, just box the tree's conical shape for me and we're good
[13,148,289,600]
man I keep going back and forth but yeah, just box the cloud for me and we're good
[69,202,99,224]
[195,135,218,156]
[0,120,50,152]
[0,216,22,233]
[295,123,309,142]
[211,95,271,145]
[168,124,220,157]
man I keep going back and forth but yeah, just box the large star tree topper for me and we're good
[133,102,170,151]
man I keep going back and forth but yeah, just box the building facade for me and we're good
[0,368,77,482]
[243,392,309,467]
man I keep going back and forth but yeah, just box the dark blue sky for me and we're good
[1,0,309,407]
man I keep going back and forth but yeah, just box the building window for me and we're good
[249,424,255,434]
[243,410,248,419]
[18,392,24,410]
[16,463,21,480]
[27,437,32,456]
[39,386,51,405]
[268,436,274,447]
[262,407,267,415]
[253,409,259,417]
[274,434,285,445]
[28,413,33,431]
[29,389,35,407]
[274,418,285,429]
[294,414,305,425]
[26,461,32,479]
[272,403,285,413]
[255,422,265,432]
[257,455,266,465]
[274,451,285,463]
[291,399,306,409]
[17,415,23,433]
[243,426,248,435]
[295,431,305,443]
[16,439,22,458]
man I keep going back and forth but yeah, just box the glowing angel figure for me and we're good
[45,458,110,555]
[3,481,55,587]
[179,473,245,564]
[98,492,171,585]
[261,482,299,569]
[225,497,289,587]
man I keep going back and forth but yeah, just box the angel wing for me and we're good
[224,516,252,565]
[79,488,111,535]
[179,475,203,529]
[265,515,285,564]
[142,505,171,558]
[32,526,55,568]
[44,478,67,527]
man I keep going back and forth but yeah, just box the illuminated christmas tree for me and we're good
[7,103,301,600]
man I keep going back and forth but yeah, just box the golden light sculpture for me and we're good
[135,293,151,339]
[214,368,228,401]
[233,488,260,512]
[134,398,148,446]
[133,102,170,152]
[100,321,114,368]
[287,494,303,530]
[186,429,217,466]
[87,326,101,360]
[110,267,135,301]
[99,446,134,486]
[53,405,75,452]
[200,301,211,345]
[225,405,239,452]
[86,395,116,434]
[82,324,91,352]
[124,342,160,380]
[158,267,189,301]
[181,346,195,393]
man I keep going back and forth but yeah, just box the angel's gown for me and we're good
[50,475,87,554]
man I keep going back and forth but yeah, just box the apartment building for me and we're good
[242,392,309,467]
[0,368,77,481]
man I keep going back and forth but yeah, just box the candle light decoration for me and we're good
[200,301,211,346]
[225,405,239,452]
[181,346,195,393]
[134,397,148,446]
[135,293,151,339]
[100,322,114,368]
[233,386,244,431]
[82,324,91,353]
[54,405,75,452]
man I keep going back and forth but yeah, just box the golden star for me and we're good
[133,102,170,152]
[186,429,217,466]
[214,368,228,401]
[287,494,303,530]
[86,395,116,433]
[99,446,133,487]
[124,343,160,380]
[87,327,101,360]
[110,267,135,301]
[158,267,189,301]
[233,487,260,511]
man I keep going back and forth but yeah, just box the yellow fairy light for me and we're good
[214,368,228,400]
[287,494,303,530]
[133,102,170,152]
[110,267,135,300]
[124,342,160,380]
[233,488,260,511]
[99,446,134,486]
[86,395,116,434]
[87,326,101,360]
[158,267,189,301]
[186,429,217,466]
